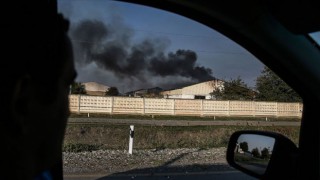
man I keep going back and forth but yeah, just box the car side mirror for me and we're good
[227,130,298,179]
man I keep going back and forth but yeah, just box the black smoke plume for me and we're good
[71,19,214,89]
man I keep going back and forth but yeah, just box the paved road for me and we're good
[68,118,300,127]
[64,170,257,180]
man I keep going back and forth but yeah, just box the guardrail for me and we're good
[69,95,303,117]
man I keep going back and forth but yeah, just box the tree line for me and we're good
[211,66,302,102]
[70,66,302,102]
[239,141,271,159]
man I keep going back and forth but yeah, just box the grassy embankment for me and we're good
[63,124,300,152]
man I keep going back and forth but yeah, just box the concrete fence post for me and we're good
[173,99,176,115]
[110,97,114,114]
[276,102,278,117]
[143,97,145,115]
[201,99,204,116]
[298,103,302,118]
[253,101,256,117]
[228,101,230,116]
[299,103,303,118]
[77,95,81,114]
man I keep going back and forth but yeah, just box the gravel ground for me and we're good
[63,147,233,175]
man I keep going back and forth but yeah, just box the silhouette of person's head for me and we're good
[0,1,76,179]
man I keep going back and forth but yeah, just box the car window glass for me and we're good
[309,31,320,45]
[58,0,302,178]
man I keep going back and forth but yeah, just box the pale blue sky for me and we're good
[58,0,318,92]
[310,32,320,44]
[238,134,275,152]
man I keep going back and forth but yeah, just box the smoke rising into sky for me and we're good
[71,19,214,91]
[59,0,266,92]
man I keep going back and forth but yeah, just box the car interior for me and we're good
[58,0,320,179]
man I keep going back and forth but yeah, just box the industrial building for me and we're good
[126,87,163,97]
[82,82,110,96]
[161,79,224,99]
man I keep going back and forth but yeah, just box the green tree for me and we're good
[251,147,261,158]
[240,142,249,152]
[261,147,271,159]
[255,66,302,102]
[105,87,119,96]
[70,82,86,94]
[211,77,255,100]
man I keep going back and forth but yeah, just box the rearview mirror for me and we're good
[227,130,298,179]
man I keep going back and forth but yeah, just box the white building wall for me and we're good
[181,94,195,99]
[162,80,224,99]
[182,81,216,95]
[166,94,195,99]
[167,94,182,99]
